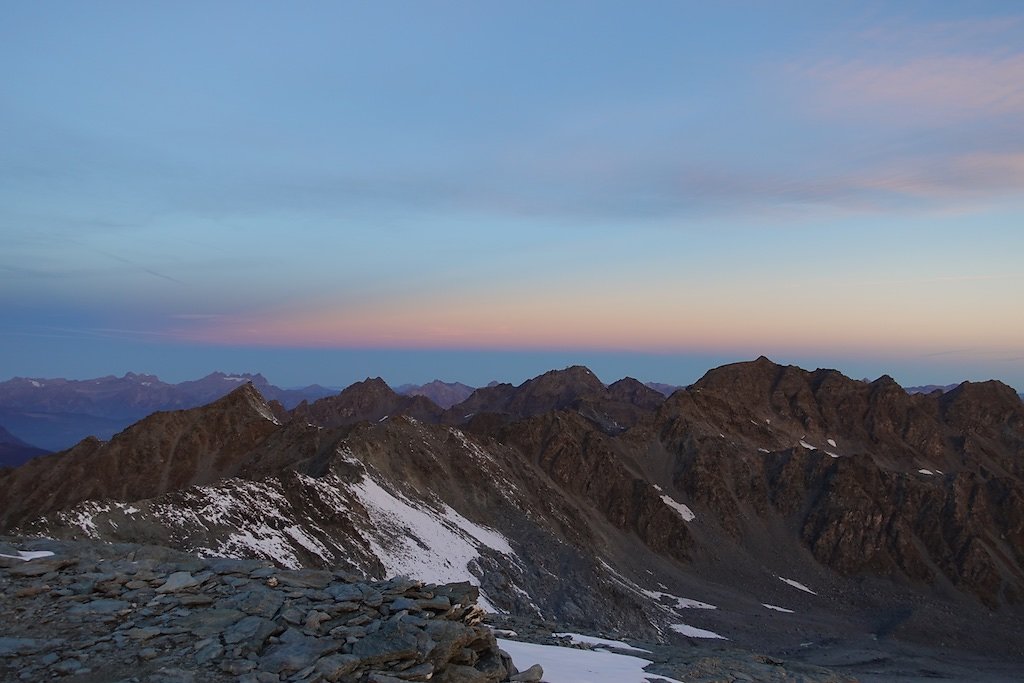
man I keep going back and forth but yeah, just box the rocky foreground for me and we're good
[0,538,538,683]
[1,537,868,683]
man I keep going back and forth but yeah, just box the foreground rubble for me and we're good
[0,537,538,683]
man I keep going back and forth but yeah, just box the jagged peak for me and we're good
[692,356,787,392]
[340,377,395,397]
[523,365,605,389]
[942,379,1022,408]
[206,382,279,423]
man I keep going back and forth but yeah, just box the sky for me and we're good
[2,1,1023,390]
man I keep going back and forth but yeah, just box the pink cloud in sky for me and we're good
[797,53,1024,123]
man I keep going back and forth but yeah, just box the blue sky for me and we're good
[2,2,1022,390]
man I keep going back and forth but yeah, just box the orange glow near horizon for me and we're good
[167,278,1024,359]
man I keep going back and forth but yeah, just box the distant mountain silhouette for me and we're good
[0,372,335,452]
[394,379,476,409]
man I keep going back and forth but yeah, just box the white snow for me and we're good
[642,590,716,610]
[351,475,516,586]
[659,495,696,522]
[0,550,55,561]
[670,623,726,639]
[778,577,817,595]
[553,633,651,654]
[224,376,247,381]
[497,639,686,683]
[757,448,770,453]
[799,440,816,450]
[442,506,515,554]
[762,603,795,613]
[826,451,841,458]
[29,380,42,388]
[827,438,837,448]
[918,469,934,475]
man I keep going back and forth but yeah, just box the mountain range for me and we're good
[0,371,337,452]
[2,357,1022,680]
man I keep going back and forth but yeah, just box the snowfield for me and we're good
[497,639,686,683]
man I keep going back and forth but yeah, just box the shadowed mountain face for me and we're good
[1,359,1022,672]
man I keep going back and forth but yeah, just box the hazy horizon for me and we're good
[3,3,1022,392]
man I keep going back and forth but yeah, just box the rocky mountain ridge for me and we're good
[2,358,1023,680]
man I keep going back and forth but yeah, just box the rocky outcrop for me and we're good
[0,537,534,683]
[293,379,444,428]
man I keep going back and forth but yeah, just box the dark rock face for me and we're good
[655,357,1024,606]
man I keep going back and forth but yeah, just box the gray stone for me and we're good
[275,569,333,589]
[177,608,245,636]
[367,673,406,683]
[194,640,225,665]
[223,615,280,650]
[156,571,200,593]
[416,596,451,612]
[0,637,53,656]
[443,664,492,683]
[259,629,340,674]
[325,583,364,602]
[221,659,257,675]
[222,588,285,618]
[350,620,421,665]
[52,658,84,674]
[67,598,131,614]
[510,663,544,682]
[149,668,196,683]
[314,654,361,682]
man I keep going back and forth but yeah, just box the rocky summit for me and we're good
[1,357,1023,681]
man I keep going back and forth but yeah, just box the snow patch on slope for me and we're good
[350,475,516,586]
[659,494,695,522]
[778,576,817,595]
[670,623,727,639]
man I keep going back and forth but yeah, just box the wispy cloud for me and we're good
[798,54,1024,123]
